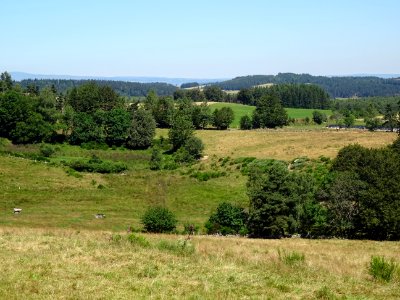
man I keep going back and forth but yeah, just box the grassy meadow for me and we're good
[0,128,399,299]
[0,227,399,299]
[207,102,332,128]
[159,128,395,160]
[0,130,397,231]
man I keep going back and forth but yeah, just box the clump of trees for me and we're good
[205,202,248,235]
[236,84,330,109]
[312,111,328,124]
[204,137,400,240]
[252,94,288,128]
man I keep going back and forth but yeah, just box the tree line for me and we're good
[0,72,237,152]
[237,84,330,109]
[18,79,178,97]
[215,73,400,98]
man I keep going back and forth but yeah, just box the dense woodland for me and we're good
[215,73,400,98]
[237,84,330,109]
[18,79,178,97]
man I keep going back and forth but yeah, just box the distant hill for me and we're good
[18,79,178,97]
[215,73,400,98]
[10,72,226,87]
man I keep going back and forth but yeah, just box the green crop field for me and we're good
[208,102,332,128]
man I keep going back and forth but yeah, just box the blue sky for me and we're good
[1,0,399,78]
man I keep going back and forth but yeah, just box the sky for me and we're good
[1,0,399,78]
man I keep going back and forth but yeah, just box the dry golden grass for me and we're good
[0,227,399,299]
[192,129,397,160]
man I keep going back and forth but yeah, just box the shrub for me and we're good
[173,147,194,164]
[149,147,163,170]
[66,155,127,173]
[141,206,177,233]
[80,141,109,150]
[127,234,151,248]
[369,256,397,282]
[312,111,327,124]
[183,136,204,160]
[205,202,248,235]
[110,234,122,243]
[183,223,200,235]
[239,115,252,130]
[314,286,336,300]
[278,249,305,266]
[39,143,55,157]
[190,171,225,181]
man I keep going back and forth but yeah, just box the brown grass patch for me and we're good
[0,227,399,299]
[193,128,397,160]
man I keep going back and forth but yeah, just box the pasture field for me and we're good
[207,102,332,128]
[0,129,397,232]
[0,129,399,299]
[0,227,399,299]
[159,128,396,160]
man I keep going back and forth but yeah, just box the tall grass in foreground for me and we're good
[369,255,397,282]
[0,228,399,299]
[278,248,305,266]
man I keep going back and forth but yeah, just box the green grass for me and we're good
[0,143,247,231]
[208,102,332,128]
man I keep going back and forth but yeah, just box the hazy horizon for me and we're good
[1,0,399,77]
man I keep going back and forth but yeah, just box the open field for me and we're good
[0,227,399,299]
[207,102,332,128]
[158,128,397,160]
[1,129,396,232]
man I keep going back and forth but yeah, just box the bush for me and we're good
[240,115,252,130]
[369,256,397,282]
[127,234,151,248]
[80,141,109,150]
[312,111,327,124]
[66,155,127,173]
[183,136,204,159]
[173,147,194,164]
[205,202,248,235]
[39,143,55,157]
[141,206,177,233]
[183,223,200,235]
[149,147,163,170]
[190,171,225,181]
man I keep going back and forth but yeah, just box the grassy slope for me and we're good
[208,102,332,128]
[0,145,247,231]
[1,130,397,231]
[0,131,399,299]
[0,227,399,299]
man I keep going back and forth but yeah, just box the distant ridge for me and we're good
[10,72,228,86]
[214,73,400,98]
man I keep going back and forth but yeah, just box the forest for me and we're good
[215,73,400,98]
[18,78,178,97]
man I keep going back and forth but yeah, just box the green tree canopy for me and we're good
[126,109,156,149]
[212,107,234,130]
[252,94,288,128]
